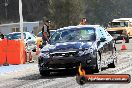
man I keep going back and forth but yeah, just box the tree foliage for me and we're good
[49,0,85,28]
[0,0,132,27]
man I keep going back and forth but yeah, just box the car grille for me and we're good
[50,51,78,57]
[48,62,80,68]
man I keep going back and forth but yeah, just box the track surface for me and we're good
[0,39,132,88]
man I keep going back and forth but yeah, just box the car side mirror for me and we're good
[28,37,31,39]
[27,37,31,40]
[100,37,106,42]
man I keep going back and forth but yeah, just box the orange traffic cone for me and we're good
[121,37,127,50]
[36,44,40,55]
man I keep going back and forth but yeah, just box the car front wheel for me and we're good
[39,70,50,76]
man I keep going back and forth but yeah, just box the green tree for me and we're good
[49,0,85,28]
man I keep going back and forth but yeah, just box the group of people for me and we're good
[41,17,88,46]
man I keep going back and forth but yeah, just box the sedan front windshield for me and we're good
[50,28,95,44]
[111,22,128,27]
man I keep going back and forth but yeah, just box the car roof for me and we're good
[57,25,101,31]
[9,32,30,34]
[112,18,132,22]
[50,30,56,31]
[37,29,56,33]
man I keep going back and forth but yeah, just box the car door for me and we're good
[96,27,109,67]
[101,28,114,65]
[104,29,115,63]
[104,29,113,56]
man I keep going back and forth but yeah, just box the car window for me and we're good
[50,28,95,44]
[61,31,69,38]
[104,29,111,36]
[80,29,95,40]
[98,27,110,38]
[101,28,108,37]
[97,28,105,38]
[8,33,26,39]
[51,32,61,42]
[50,30,56,35]
[101,28,111,38]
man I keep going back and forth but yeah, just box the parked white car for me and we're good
[7,32,37,51]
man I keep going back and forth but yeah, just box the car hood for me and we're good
[41,42,94,52]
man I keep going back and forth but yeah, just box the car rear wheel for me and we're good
[39,70,50,76]
[108,59,117,68]
[108,48,117,68]
[93,52,102,73]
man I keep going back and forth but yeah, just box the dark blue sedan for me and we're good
[38,25,117,76]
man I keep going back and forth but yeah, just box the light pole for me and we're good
[19,0,24,40]
[5,0,8,20]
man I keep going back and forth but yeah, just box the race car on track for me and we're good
[38,25,117,76]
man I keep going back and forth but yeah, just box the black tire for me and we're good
[39,70,50,76]
[93,52,102,73]
[125,36,129,43]
[108,48,117,68]
[108,60,116,68]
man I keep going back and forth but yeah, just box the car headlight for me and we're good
[78,48,94,56]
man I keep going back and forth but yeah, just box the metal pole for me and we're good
[5,0,8,20]
[19,0,24,40]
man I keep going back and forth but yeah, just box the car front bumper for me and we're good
[38,54,97,71]
[113,35,128,40]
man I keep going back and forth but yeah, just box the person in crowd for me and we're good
[79,18,88,25]
[42,19,50,45]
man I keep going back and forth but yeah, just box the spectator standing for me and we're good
[79,18,88,25]
[42,20,50,45]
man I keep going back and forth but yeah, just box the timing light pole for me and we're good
[5,0,8,20]
[19,0,24,40]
